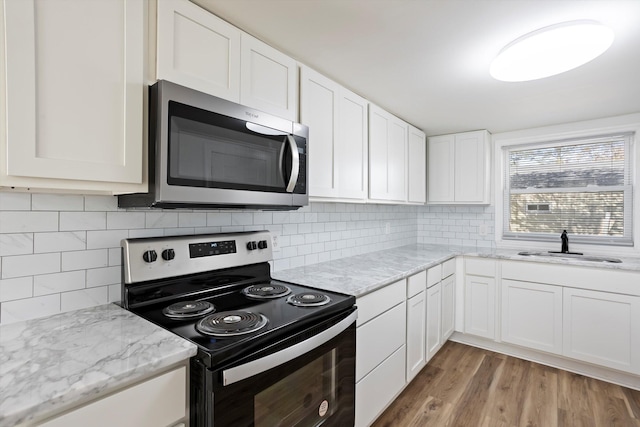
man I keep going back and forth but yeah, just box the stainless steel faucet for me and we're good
[561,230,569,253]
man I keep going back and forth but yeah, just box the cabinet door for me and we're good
[407,125,426,204]
[157,0,240,102]
[441,274,455,340]
[300,66,339,198]
[464,275,495,339]
[427,134,455,203]
[3,0,144,187]
[38,367,186,427]
[336,89,368,200]
[406,291,426,381]
[356,301,406,381]
[369,105,407,202]
[240,34,297,120]
[502,279,562,355]
[355,346,406,427]
[563,288,640,374]
[454,130,489,203]
[426,282,442,361]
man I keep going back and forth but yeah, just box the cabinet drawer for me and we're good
[426,264,441,288]
[38,367,187,427]
[356,279,406,326]
[407,271,426,298]
[465,258,495,277]
[442,258,456,279]
[355,345,406,427]
[356,301,406,382]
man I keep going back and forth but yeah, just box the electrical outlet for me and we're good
[271,233,280,252]
[385,222,391,234]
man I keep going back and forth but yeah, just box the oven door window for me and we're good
[255,350,337,427]
[167,101,295,193]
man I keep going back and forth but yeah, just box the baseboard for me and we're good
[449,332,640,391]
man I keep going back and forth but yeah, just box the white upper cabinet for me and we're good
[369,104,408,202]
[240,34,297,121]
[407,125,426,204]
[1,0,146,193]
[427,130,490,204]
[156,0,241,102]
[156,0,297,120]
[300,66,368,201]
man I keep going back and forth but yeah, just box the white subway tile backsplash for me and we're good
[0,193,31,211]
[0,212,58,233]
[1,294,60,324]
[33,271,85,296]
[60,212,106,231]
[0,277,33,302]
[61,249,108,271]
[207,212,232,226]
[107,212,145,229]
[0,234,33,256]
[34,231,86,253]
[0,195,496,324]
[86,266,120,288]
[32,194,84,211]
[84,195,118,211]
[145,212,179,229]
[61,287,108,312]
[2,253,61,279]
[86,230,129,250]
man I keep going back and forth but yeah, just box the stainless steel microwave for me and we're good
[118,80,308,210]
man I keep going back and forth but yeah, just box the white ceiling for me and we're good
[193,0,640,136]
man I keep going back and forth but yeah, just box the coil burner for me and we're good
[196,311,268,337]
[242,284,292,299]
[162,300,215,319]
[286,292,331,307]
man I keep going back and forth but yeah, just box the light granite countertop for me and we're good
[0,303,197,427]
[273,244,640,297]
[2,244,638,426]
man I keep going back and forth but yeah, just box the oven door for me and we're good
[191,308,357,427]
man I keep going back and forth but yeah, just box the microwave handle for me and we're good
[282,135,300,193]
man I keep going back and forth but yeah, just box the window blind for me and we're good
[503,133,633,246]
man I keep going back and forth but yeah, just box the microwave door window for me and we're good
[169,116,287,192]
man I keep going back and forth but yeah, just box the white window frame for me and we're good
[493,114,640,256]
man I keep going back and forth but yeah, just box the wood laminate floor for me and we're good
[371,341,640,427]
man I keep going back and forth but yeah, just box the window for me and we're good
[503,133,633,246]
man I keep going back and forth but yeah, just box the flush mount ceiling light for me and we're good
[490,20,614,82]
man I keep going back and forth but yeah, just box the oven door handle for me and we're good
[222,309,357,386]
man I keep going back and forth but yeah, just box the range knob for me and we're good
[142,250,158,263]
[247,241,257,251]
[258,240,268,249]
[161,248,175,261]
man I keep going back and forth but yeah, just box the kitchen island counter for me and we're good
[0,303,197,427]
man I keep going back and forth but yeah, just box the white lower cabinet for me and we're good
[441,273,456,340]
[463,258,496,340]
[406,271,427,381]
[355,345,406,427]
[563,288,640,374]
[501,279,563,355]
[355,280,407,427]
[36,366,187,427]
[426,282,442,361]
[464,274,496,339]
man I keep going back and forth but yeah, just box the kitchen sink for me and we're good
[517,251,622,263]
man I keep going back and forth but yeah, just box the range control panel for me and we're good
[122,231,273,284]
